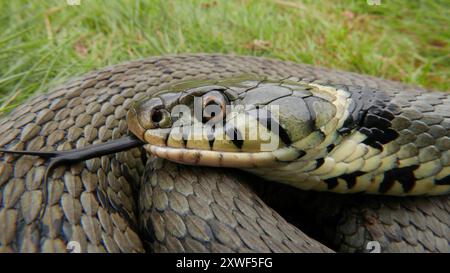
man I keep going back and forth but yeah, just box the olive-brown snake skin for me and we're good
[0,54,448,253]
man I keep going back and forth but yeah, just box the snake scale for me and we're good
[0,54,448,253]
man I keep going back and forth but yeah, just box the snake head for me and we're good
[128,77,339,168]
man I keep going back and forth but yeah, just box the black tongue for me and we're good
[0,149,60,158]
[0,135,144,161]
[0,135,145,219]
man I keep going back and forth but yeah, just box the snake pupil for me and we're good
[152,110,164,123]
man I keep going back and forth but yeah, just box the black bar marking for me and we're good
[254,109,292,145]
[379,165,419,193]
[340,171,366,189]
[316,158,325,168]
[436,175,450,185]
[326,144,335,153]
[296,150,306,159]
[324,178,339,190]
[358,105,399,149]
[226,127,244,149]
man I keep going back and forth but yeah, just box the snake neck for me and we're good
[246,85,450,196]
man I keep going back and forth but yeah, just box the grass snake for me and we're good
[0,54,448,253]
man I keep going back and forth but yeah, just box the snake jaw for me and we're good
[144,144,278,168]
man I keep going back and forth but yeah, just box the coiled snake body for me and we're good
[0,54,448,253]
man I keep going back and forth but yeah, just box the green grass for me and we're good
[0,0,448,113]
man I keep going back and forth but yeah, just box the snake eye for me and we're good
[150,109,171,128]
[202,91,227,123]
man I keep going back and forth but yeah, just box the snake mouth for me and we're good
[144,144,281,168]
